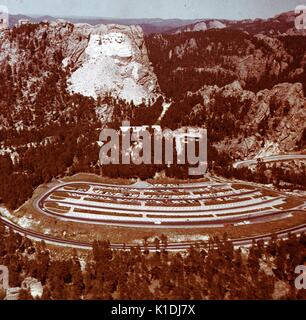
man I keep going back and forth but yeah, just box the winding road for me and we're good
[1,161,305,251]
[233,154,306,169]
[0,215,305,251]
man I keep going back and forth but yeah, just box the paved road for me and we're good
[0,215,305,251]
[233,154,306,169]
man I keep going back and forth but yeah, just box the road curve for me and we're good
[0,216,305,251]
[33,181,304,228]
[233,154,306,169]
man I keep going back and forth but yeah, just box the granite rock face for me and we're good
[197,81,306,158]
[0,20,160,105]
[62,22,160,104]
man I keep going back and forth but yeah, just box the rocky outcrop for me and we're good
[0,20,160,105]
[260,83,305,149]
[3,277,43,300]
[146,29,306,98]
[58,21,160,104]
[174,20,226,34]
[234,35,292,82]
[196,82,306,159]
[61,22,158,104]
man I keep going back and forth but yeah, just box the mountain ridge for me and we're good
[5,10,305,35]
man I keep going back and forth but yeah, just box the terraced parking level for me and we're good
[34,180,305,228]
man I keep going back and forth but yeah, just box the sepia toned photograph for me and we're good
[0,0,305,306]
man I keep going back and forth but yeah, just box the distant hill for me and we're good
[167,11,304,36]
[8,14,199,34]
[7,10,304,36]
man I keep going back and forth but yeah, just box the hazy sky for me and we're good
[0,0,302,20]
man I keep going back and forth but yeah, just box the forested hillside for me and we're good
[145,30,306,98]
[0,22,306,210]
[1,223,305,300]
